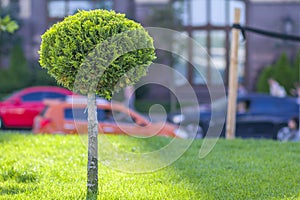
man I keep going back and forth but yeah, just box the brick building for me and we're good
[246,0,300,90]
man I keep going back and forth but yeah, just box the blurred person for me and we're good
[277,116,300,142]
[296,84,300,94]
[297,84,300,104]
[268,78,286,97]
[238,83,247,96]
[290,82,300,96]
[290,82,300,104]
[237,101,248,114]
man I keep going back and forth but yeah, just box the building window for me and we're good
[210,31,226,80]
[67,1,94,15]
[210,0,227,25]
[189,0,207,26]
[192,31,227,85]
[3,0,20,15]
[192,30,207,85]
[47,0,113,25]
[174,0,246,85]
[172,31,189,86]
[176,0,245,26]
[48,1,67,18]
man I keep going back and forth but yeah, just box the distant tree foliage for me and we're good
[0,1,20,56]
[39,9,156,99]
[0,15,18,33]
[0,7,54,97]
[146,1,183,29]
[0,45,30,93]
[30,63,57,86]
[0,45,57,96]
[257,52,300,95]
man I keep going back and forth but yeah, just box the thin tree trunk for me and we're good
[86,93,98,199]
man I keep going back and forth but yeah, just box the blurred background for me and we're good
[0,0,299,110]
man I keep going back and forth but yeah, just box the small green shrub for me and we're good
[257,53,299,95]
[292,52,300,83]
[30,62,57,86]
[0,45,31,93]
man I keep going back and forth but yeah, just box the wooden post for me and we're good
[226,8,241,139]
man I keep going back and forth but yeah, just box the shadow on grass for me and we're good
[0,165,39,196]
[99,136,300,199]
[0,186,26,195]
[169,139,300,199]
[1,167,38,183]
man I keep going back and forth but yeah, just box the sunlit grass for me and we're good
[0,132,300,199]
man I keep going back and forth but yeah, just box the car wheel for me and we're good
[185,124,204,139]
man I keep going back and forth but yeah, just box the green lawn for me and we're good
[0,132,300,200]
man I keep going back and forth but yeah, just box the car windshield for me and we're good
[64,107,140,124]
[64,108,106,121]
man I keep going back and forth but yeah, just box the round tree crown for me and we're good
[39,9,156,99]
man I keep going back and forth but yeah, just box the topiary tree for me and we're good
[39,9,156,199]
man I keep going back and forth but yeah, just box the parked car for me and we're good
[167,94,299,139]
[33,98,187,138]
[0,86,74,129]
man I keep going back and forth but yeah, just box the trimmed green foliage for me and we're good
[1,133,300,199]
[257,53,299,95]
[39,9,156,99]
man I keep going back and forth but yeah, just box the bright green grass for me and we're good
[0,132,300,200]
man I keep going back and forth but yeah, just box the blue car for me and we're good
[167,94,299,140]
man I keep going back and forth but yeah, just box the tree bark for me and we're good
[86,93,98,199]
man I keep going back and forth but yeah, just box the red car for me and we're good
[0,86,73,129]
